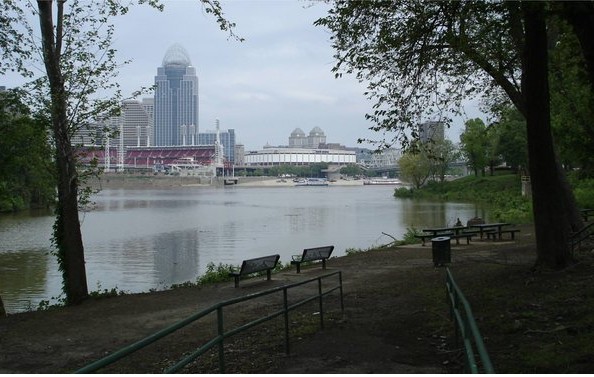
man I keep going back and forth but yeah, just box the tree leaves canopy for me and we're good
[315,0,523,149]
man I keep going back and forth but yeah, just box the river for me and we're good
[0,184,487,313]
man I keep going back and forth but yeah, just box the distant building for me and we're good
[154,44,199,146]
[246,127,354,166]
[288,127,327,149]
[121,99,152,147]
[244,148,356,166]
[198,125,236,163]
[234,143,245,165]
[418,121,445,143]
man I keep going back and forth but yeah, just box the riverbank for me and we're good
[86,174,366,189]
[2,223,594,373]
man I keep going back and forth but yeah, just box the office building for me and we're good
[418,121,445,143]
[154,44,199,146]
[198,125,236,163]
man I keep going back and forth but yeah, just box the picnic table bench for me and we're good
[450,231,479,245]
[415,232,454,246]
[469,222,510,239]
[291,245,334,273]
[485,228,520,241]
[228,254,280,288]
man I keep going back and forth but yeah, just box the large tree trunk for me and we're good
[38,1,88,304]
[522,2,574,269]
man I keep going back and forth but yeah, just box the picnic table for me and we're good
[419,226,478,245]
[469,222,511,239]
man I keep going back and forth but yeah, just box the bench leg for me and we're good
[234,276,240,288]
[266,269,272,281]
[322,259,326,270]
[295,263,301,273]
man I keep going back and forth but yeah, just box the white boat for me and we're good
[363,177,403,185]
[295,178,329,186]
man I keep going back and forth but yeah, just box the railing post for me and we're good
[318,277,324,329]
[217,307,225,373]
[339,271,344,314]
[283,288,290,354]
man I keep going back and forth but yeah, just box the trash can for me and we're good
[431,236,451,267]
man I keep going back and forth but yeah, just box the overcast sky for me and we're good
[4,0,477,151]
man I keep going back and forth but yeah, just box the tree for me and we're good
[0,89,55,212]
[495,106,527,172]
[459,118,488,177]
[1,0,240,305]
[340,164,365,177]
[315,1,585,269]
[426,139,459,182]
[548,17,594,174]
[399,146,432,188]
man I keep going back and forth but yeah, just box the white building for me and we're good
[244,148,356,166]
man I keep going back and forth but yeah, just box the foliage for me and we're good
[0,90,55,212]
[196,262,235,285]
[570,178,594,209]
[549,18,594,175]
[426,139,460,182]
[459,118,488,176]
[339,164,365,177]
[494,105,528,171]
[401,227,421,245]
[398,148,432,188]
[314,1,522,150]
[395,173,533,223]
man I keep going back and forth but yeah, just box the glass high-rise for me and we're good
[154,44,199,146]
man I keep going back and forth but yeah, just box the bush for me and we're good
[196,262,235,285]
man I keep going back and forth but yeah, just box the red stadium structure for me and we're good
[76,145,226,172]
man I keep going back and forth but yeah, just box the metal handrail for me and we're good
[570,222,594,253]
[74,270,343,374]
[445,268,494,373]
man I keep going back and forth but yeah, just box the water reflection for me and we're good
[0,186,488,313]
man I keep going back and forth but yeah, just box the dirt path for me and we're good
[0,226,538,373]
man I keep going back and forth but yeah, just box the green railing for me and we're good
[445,268,495,373]
[75,270,343,374]
[570,222,594,253]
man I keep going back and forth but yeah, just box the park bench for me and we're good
[414,232,454,246]
[291,245,334,273]
[485,228,520,241]
[228,254,280,288]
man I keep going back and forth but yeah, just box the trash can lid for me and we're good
[431,236,451,241]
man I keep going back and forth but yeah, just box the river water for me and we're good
[0,185,486,313]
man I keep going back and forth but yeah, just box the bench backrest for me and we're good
[239,254,280,275]
[300,246,334,262]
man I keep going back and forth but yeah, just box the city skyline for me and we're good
[2,1,483,151]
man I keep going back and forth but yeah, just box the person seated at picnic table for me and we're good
[455,218,463,227]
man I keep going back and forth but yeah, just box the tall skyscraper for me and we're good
[154,44,199,146]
